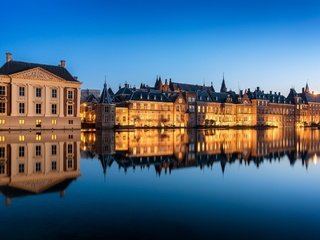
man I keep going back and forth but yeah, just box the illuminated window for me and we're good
[36,133,41,141]
[51,134,57,140]
[19,119,25,125]
[36,119,41,125]
[51,119,57,125]
[19,135,25,141]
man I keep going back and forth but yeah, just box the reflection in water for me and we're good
[0,131,80,205]
[81,128,320,175]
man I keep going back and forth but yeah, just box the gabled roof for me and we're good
[115,86,133,95]
[197,89,212,102]
[82,93,99,103]
[0,60,78,82]
[108,87,114,96]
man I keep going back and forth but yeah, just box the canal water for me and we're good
[1,128,320,239]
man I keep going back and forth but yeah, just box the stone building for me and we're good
[0,130,80,205]
[94,75,320,129]
[0,53,81,130]
[95,82,115,129]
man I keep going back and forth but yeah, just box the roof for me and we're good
[170,81,214,92]
[115,85,133,96]
[81,93,99,103]
[300,92,320,103]
[99,82,114,104]
[0,60,79,82]
[130,90,171,102]
[220,78,227,93]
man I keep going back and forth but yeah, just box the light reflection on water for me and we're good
[1,128,320,240]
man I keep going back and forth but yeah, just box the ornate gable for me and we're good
[10,67,63,82]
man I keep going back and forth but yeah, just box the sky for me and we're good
[1,0,320,95]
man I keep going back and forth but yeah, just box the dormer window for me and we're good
[140,94,143,99]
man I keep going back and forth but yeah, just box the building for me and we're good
[0,130,80,205]
[96,82,115,129]
[80,89,101,126]
[95,75,320,129]
[80,127,320,175]
[0,53,81,130]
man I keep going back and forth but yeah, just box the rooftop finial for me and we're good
[6,52,12,62]
[60,60,66,68]
[104,75,107,88]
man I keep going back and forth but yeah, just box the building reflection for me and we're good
[0,130,80,205]
[81,128,320,176]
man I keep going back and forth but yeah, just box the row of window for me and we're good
[132,103,172,111]
[0,159,74,175]
[0,144,73,159]
[16,103,73,115]
[0,102,74,115]
[0,85,74,99]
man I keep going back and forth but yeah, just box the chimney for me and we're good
[6,52,12,62]
[60,60,66,68]
[302,87,305,92]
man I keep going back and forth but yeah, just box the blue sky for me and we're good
[1,0,320,95]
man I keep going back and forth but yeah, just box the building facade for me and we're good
[0,130,80,205]
[0,53,81,130]
[95,76,320,129]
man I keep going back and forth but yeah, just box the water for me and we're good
[1,128,320,239]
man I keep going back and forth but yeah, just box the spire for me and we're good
[220,73,227,93]
[305,82,309,93]
[99,78,113,104]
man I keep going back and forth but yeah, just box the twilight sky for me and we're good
[1,0,320,95]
